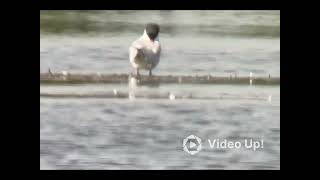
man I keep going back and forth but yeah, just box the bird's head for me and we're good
[146,23,160,42]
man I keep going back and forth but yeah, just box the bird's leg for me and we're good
[130,67,139,78]
[148,63,153,77]
[136,68,140,78]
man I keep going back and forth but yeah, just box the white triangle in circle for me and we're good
[190,142,196,148]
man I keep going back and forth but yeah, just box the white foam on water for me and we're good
[113,89,118,96]
[169,93,176,100]
[268,94,272,102]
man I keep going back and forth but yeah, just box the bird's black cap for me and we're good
[146,23,160,41]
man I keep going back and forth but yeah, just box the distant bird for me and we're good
[129,23,161,77]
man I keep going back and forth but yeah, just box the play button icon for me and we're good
[190,142,196,148]
[183,134,202,155]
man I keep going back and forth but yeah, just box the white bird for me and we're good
[129,23,161,77]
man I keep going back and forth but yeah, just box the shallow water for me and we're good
[40,84,279,170]
[40,10,280,170]
[40,98,280,170]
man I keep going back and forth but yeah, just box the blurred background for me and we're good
[40,10,280,170]
[40,10,280,76]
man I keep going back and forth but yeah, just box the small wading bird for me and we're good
[129,23,161,77]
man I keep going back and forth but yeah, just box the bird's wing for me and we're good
[152,41,161,54]
[129,46,138,64]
